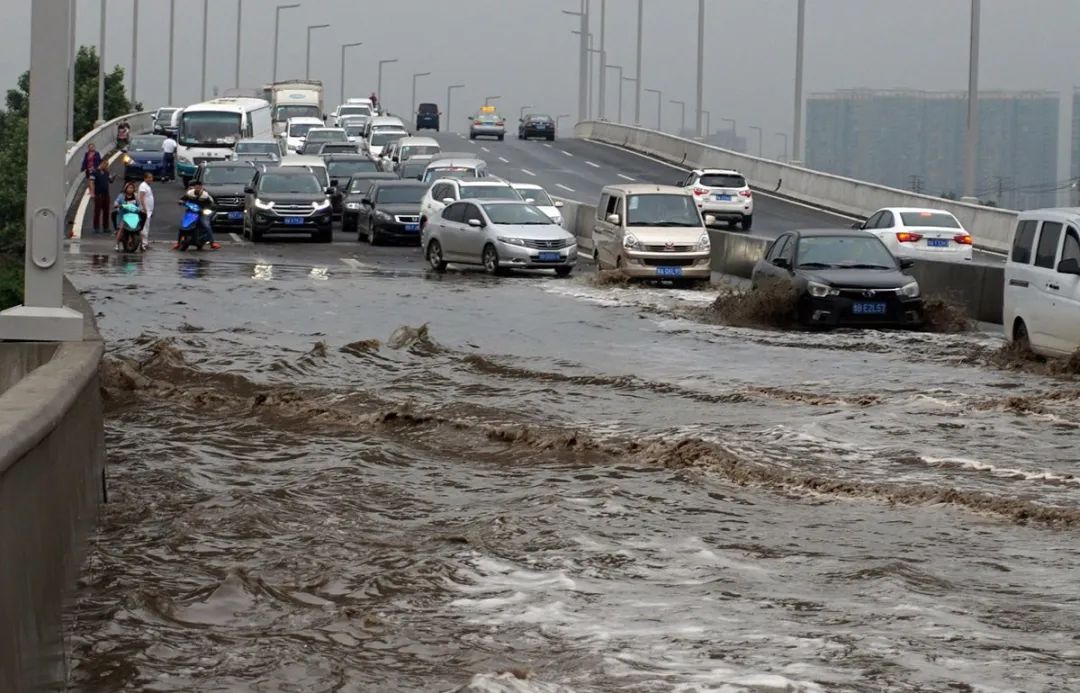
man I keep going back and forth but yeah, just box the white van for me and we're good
[282,116,326,155]
[1003,208,1080,358]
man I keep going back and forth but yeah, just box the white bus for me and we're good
[176,97,272,184]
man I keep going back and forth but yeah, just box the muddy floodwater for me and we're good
[67,250,1080,692]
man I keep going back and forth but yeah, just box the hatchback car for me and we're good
[518,114,555,141]
[242,168,333,243]
[122,135,169,181]
[677,168,753,230]
[469,112,506,140]
[751,228,923,328]
[853,207,973,262]
[416,102,440,131]
[350,180,428,245]
[420,179,523,227]
[423,200,576,276]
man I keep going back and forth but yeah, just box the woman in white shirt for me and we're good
[138,172,155,250]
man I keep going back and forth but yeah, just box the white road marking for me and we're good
[340,257,372,269]
[555,184,576,193]
[562,150,574,157]
[498,157,510,163]
[585,161,600,168]
[481,146,490,153]
[229,233,243,243]
[617,173,636,182]
[520,168,536,177]
[543,143,553,149]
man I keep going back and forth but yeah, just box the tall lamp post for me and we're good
[645,88,662,131]
[749,125,763,157]
[97,0,106,125]
[339,42,362,106]
[412,71,431,118]
[377,58,398,111]
[131,0,139,104]
[562,1,589,123]
[695,0,705,136]
[484,95,501,106]
[634,0,643,125]
[447,84,465,133]
[305,24,329,80]
[234,0,243,89]
[272,3,301,83]
[167,0,175,103]
[670,99,686,135]
[605,64,623,122]
[792,0,806,164]
[200,0,209,100]
[776,132,789,161]
[962,0,981,201]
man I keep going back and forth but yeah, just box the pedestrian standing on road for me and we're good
[81,143,102,179]
[87,159,114,234]
[162,134,178,181]
[138,171,155,251]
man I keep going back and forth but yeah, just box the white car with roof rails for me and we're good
[380,136,441,172]
[363,129,408,160]
[339,116,369,143]
[364,115,408,140]
[852,207,973,262]
[332,102,373,128]
[510,183,565,227]
[282,116,325,155]
[676,168,753,230]
[419,178,523,228]
[1003,207,1080,359]
[421,157,489,184]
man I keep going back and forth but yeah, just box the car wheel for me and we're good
[547,134,555,142]
[482,243,505,276]
[315,226,332,243]
[468,133,475,140]
[741,215,753,231]
[497,134,504,141]
[251,226,263,243]
[555,266,573,277]
[426,240,447,272]
[593,247,603,270]
[1014,319,1034,356]
[369,223,380,246]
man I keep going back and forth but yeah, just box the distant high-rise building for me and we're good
[806,89,1060,210]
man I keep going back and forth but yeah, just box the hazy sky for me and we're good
[5,0,1080,166]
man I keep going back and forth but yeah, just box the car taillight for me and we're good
[693,187,709,196]
[497,120,505,126]
[739,189,752,198]
[954,233,972,245]
[896,232,923,243]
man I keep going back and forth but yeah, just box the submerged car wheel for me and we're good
[555,266,572,278]
[427,240,447,272]
[1014,319,1034,356]
[483,244,505,276]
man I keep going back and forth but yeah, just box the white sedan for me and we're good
[853,207,973,262]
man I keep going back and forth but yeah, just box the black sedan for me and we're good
[350,180,427,245]
[751,228,923,328]
[518,114,556,141]
[341,172,400,233]
[325,154,381,216]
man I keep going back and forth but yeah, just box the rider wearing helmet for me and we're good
[174,181,221,250]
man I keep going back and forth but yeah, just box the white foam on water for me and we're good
[921,456,1080,486]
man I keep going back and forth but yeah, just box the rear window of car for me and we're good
[459,186,520,201]
[418,104,438,114]
[699,174,746,188]
[899,211,961,228]
[1011,220,1037,264]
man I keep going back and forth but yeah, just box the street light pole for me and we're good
[776,132,789,161]
[67,0,77,142]
[695,0,704,136]
[963,0,981,201]
[272,4,301,83]
[563,2,589,123]
[305,24,329,81]
[720,117,735,148]
[234,0,242,89]
[670,99,685,134]
[598,0,607,119]
[447,84,465,133]
[377,59,398,112]
[792,0,805,164]
[749,125,763,157]
[167,0,175,104]
[520,105,534,120]
[131,0,139,105]
[484,95,501,106]
[339,42,362,106]
[645,88,661,130]
[97,0,106,125]
[605,64,623,122]
[702,110,710,137]
[412,71,431,118]
[557,113,572,133]
[200,0,209,100]
[634,0,643,125]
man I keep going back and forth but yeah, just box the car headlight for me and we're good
[254,198,274,210]
[313,199,331,211]
[374,209,392,220]
[897,281,920,298]
[497,236,526,246]
[623,233,641,250]
[695,233,711,251]
[345,202,360,210]
[122,155,133,164]
[807,281,839,298]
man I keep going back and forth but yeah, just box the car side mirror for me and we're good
[441,197,455,204]
[554,200,564,208]
[850,222,864,230]
[899,258,915,270]
[467,218,483,228]
[772,257,791,270]
[244,186,255,195]
[606,213,620,225]
[1057,257,1080,275]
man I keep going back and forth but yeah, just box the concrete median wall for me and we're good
[65,112,153,231]
[575,120,1021,255]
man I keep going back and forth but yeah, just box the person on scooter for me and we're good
[174,181,221,250]
[112,181,145,251]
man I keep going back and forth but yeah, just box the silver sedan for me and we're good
[468,113,506,141]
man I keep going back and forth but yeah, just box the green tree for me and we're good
[73,46,132,139]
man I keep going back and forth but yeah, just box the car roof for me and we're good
[510,182,543,190]
[881,207,959,215]
[262,166,319,176]
[426,158,484,168]
[286,117,324,125]
[458,179,513,187]
[694,168,743,176]
[280,155,327,167]
[791,228,878,238]
[202,160,255,168]
[1017,207,1080,222]
[373,179,428,188]
[324,153,375,161]
[602,184,689,195]
[237,137,277,144]
[306,127,346,133]
[396,136,439,146]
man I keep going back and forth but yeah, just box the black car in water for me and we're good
[192,161,259,230]
[243,167,333,243]
[341,172,402,233]
[351,180,428,245]
[518,113,555,141]
[324,154,381,216]
[416,102,440,131]
[751,228,923,328]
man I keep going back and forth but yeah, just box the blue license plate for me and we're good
[852,302,887,315]
[228,211,243,221]
[284,216,305,225]
[537,252,561,262]
[404,223,419,232]
[715,194,731,201]
[656,266,683,277]
[927,239,949,248]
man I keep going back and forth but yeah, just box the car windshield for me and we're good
[157,108,178,120]
[377,187,425,204]
[202,166,255,185]
[401,162,427,178]
[328,160,379,177]
[344,125,366,137]
[338,105,371,118]
[400,145,439,159]
[129,136,164,152]
[626,194,702,227]
[515,188,553,206]
[180,112,242,147]
[274,105,320,121]
[235,141,278,155]
[460,186,521,201]
[899,211,961,228]
[369,131,407,147]
[288,122,318,138]
[484,203,552,225]
[259,173,323,194]
[700,173,746,188]
[307,130,347,144]
[796,236,898,269]
[424,167,478,182]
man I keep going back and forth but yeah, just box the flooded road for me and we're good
[68,244,1080,692]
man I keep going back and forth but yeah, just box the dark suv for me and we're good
[193,161,258,230]
[351,180,428,245]
[243,167,333,243]
[519,113,555,141]
[416,102,440,131]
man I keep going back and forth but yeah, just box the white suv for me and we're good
[1004,208,1080,358]
[419,179,523,228]
[677,168,753,230]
